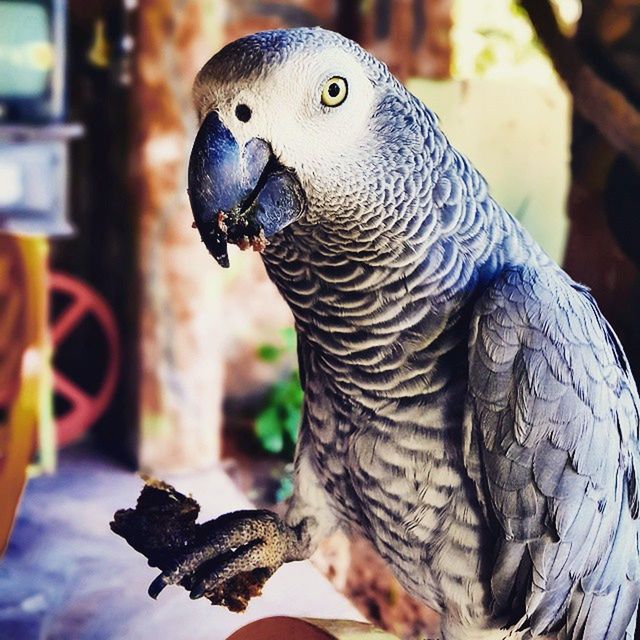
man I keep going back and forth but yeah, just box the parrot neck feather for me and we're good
[263,123,544,349]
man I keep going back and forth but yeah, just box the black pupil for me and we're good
[328,82,341,98]
[235,104,251,122]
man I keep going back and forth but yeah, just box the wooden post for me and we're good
[131,0,225,472]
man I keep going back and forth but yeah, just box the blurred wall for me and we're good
[409,77,570,263]
[131,0,226,472]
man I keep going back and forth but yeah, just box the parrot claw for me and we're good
[147,509,296,611]
[185,539,278,601]
[147,573,169,599]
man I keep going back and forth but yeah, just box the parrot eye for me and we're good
[321,76,348,107]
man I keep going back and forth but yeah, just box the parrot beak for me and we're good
[188,111,306,268]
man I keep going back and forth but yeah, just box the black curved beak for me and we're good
[188,111,306,268]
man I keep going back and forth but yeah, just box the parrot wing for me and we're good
[465,264,640,638]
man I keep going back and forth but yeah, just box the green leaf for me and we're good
[270,380,291,406]
[257,344,281,362]
[281,327,297,352]
[255,406,284,453]
[283,406,301,443]
[289,372,304,404]
[275,475,294,503]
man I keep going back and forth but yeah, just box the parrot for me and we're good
[154,28,640,639]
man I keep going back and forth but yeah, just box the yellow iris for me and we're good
[321,76,348,107]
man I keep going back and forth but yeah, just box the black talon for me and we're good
[190,582,207,600]
[148,573,168,599]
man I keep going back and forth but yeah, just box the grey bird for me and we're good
[161,28,640,639]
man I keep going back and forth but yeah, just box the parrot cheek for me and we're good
[188,111,306,268]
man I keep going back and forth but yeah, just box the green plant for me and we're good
[254,328,303,457]
[275,473,294,503]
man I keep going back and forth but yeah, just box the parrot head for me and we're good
[188,27,418,267]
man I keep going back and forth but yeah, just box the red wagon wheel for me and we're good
[50,273,120,448]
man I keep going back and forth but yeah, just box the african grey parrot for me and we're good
[156,28,640,639]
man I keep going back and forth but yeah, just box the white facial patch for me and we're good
[195,46,377,186]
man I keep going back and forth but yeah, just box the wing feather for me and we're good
[465,264,640,638]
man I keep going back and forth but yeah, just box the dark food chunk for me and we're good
[110,478,271,612]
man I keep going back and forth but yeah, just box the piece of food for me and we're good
[217,211,269,253]
[110,478,272,612]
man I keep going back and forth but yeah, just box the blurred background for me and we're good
[1,1,639,639]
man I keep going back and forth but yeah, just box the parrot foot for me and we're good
[147,509,301,611]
